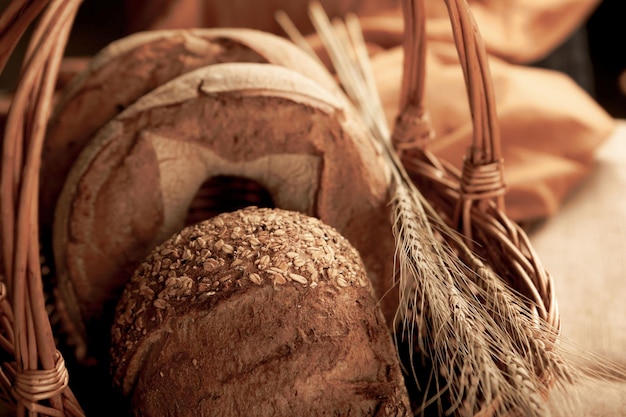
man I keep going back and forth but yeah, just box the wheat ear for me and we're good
[302,3,584,416]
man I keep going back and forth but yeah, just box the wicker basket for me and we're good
[306,0,564,414]
[392,0,558,332]
[393,0,562,414]
[0,0,561,416]
[0,1,85,415]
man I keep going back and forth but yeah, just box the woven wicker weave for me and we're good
[0,1,85,415]
[389,1,561,412]
[0,0,561,416]
[392,0,559,331]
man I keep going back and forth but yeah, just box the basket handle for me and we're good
[392,0,434,153]
[0,1,85,415]
[392,0,506,240]
[436,2,557,329]
[444,0,506,235]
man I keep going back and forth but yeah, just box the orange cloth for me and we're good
[372,42,615,221]
[325,0,617,221]
[425,0,602,63]
[126,0,616,221]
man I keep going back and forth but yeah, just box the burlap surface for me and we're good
[529,120,626,362]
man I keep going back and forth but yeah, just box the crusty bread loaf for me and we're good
[53,62,396,361]
[111,207,410,416]
[42,28,340,233]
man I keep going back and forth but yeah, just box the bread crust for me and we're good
[42,28,340,232]
[111,207,409,416]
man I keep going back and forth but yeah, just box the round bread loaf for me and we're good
[53,62,396,361]
[41,28,340,232]
[111,207,410,416]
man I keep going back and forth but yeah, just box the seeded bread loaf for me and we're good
[53,62,396,361]
[41,28,340,233]
[111,207,410,416]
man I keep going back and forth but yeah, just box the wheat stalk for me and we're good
[301,3,584,416]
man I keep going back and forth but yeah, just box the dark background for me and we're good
[585,0,626,118]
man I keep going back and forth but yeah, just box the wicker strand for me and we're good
[392,107,435,156]
[0,0,50,75]
[392,0,433,157]
[455,156,506,240]
[397,0,427,113]
[444,0,502,181]
[12,351,68,405]
[459,157,506,200]
[0,0,85,415]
